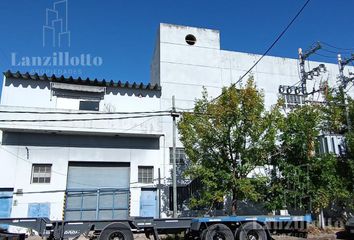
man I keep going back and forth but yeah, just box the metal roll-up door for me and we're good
[65,162,130,220]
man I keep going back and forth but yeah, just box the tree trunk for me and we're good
[319,208,325,229]
[232,189,237,215]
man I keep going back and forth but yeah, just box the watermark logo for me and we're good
[11,0,103,76]
[43,0,71,48]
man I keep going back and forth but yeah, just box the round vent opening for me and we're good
[185,34,196,45]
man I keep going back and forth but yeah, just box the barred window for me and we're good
[138,166,153,183]
[31,164,52,183]
[169,147,187,165]
[284,94,305,109]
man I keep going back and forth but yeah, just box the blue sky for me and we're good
[0,0,353,89]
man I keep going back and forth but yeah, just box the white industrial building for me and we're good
[0,23,352,223]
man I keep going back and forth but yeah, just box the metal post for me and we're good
[298,43,322,98]
[96,189,100,220]
[158,168,161,218]
[172,96,178,218]
[298,48,307,94]
[338,54,352,131]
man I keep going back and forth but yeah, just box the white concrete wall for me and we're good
[1,79,55,108]
[152,24,354,206]
[0,143,161,219]
[1,145,67,220]
[2,23,354,220]
[0,77,163,219]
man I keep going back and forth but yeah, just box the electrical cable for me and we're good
[0,145,99,188]
[345,83,354,93]
[313,52,337,59]
[210,0,312,102]
[321,41,354,51]
[0,110,170,115]
[321,48,342,55]
[0,113,170,122]
[0,145,179,192]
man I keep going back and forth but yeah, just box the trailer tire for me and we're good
[200,229,208,240]
[236,222,267,240]
[205,224,233,240]
[99,223,133,240]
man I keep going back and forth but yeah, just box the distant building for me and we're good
[0,23,353,224]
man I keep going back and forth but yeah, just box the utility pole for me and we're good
[298,42,323,97]
[158,168,161,218]
[171,96,179,218]
[278,43,324,106]
[338,54,354,131]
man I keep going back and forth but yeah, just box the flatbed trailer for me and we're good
[0,214,312,240]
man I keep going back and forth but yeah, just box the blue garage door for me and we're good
[140,189,157,218]
[0,188,13,229]
[28,203,50,218]
[65,162,130,220]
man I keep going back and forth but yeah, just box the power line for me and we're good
[0,146,170,190]
[13,190,66,195]
[320,47,343,55]
[321,41,354,51]
[0,145,98,187]
[0,113,170,122]
[313,52,337,59]
[0,110,170,115]
[210,0,312,102]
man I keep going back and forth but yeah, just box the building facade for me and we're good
[0,23,352,223]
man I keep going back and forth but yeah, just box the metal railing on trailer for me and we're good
[0,214,312,240]
[64,188,130,221]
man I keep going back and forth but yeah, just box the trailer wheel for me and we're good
[200,229,208,240]
[99,223,133,240]
[205,224,234,240]
[236,222,267,240]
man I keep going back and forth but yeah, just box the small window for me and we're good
[170,147,187,165]
[31,164,52,183]
[138,166,153,183]
[283,94,305,109]
[185,34,196,45]
[79,101,99,111]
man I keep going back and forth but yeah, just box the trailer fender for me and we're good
[236,222,268,240]
[99,222,133,240]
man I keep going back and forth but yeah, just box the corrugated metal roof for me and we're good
[3,70,161,91]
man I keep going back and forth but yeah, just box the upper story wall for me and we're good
[160,23,220,49]
[1,72,161,111]
[152,23,354,110]
[0,72,163,135]
[151,23,354,148]
[151,24,223,112]
[219,51,352,108]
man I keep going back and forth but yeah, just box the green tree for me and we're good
[178,77,282,213]
[265,105,322,212]
[308,154,350,213]
[272,103,353,223]
[322,87,354,214]
[321,87,346,134]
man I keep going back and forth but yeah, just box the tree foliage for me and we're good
[321,87,346,133]
[178,77,282,213]
[263,105,320,211]
[178,77,354,217]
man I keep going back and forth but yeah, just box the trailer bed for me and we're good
[0,214,312,240]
